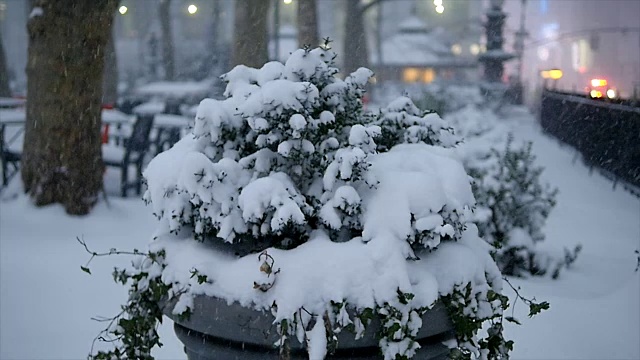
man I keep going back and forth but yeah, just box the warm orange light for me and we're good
[403,68,421,83]
[540,70,550,79]
[422,68,435,83]
[590,78,607,87]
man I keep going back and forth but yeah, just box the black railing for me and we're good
[540,89,640,191]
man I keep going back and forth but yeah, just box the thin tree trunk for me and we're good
[343,0,369,76]
[0,28,11,97]
[22,0,117,215]
[159,0,175,80]
[103,28,118,105]
[209,0,221,60]
[297,0,319,49]
[232,0,270,68]
[208,0,222,76]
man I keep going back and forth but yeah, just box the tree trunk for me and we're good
[159,0,175,80]
[208,1,221,61]
[343,0,369,76]
[232,0,270,68]
[102,28,118,105]
[0,28,11,97]
[296,0,319,49]
[22,0,117,215]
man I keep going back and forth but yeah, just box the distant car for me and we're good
[588,78,617,99]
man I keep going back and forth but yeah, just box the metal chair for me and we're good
[150,114,190,156]
[0,124,22,188]
[102,115,154,197]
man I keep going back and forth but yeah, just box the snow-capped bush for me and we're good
[471,136,559,275]
[446,105,579,278]
[92,45,520,360]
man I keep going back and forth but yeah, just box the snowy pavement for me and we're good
[501,108,640,360]
[1,108,638,360]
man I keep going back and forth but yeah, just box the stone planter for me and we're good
[164,294,455,359]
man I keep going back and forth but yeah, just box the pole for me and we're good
[274,0,280,61]
[376,2,383,66]
[515,0,527,85]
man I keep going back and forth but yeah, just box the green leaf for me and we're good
[528,301,550,317]
[505,316,521,325]
[197,274,208,284]
[81,266,91,275]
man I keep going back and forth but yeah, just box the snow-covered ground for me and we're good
[1,107,638,360]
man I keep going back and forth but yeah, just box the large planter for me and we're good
[164,295,454,360]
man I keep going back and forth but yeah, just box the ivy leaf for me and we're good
[505,316,521,325]
[80,266,91,275]
[448,348,466,360]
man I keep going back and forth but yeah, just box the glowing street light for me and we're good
[451,44,462,55]
[540,69,563,80]
[187,4,198,14]
[283,0,293,4]
[435,5,444,14]
[434,0,443,5]
[548,69,563,80]
[118,5,128,15]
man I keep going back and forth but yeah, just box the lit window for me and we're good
[422,68,435,83]
[403,68,421,83]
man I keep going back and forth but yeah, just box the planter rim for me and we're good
[163,294,454,350]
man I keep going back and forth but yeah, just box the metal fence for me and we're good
[540,89,640,191]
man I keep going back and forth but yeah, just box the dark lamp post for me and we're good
[479,0,514,84]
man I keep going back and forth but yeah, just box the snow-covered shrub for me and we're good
[446,106,578,278]
[91,44,521,360]
[372,84,483,117]
[471,136,558,276]
[414,85,484,116]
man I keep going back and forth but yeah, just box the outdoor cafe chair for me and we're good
[102,115,154,197]
[0,124,22,188]
[150,113,192,156]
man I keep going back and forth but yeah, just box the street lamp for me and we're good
[187,4,198,15]
[118,5,128,15]
[479,0,514,84]
[514,0,528,86]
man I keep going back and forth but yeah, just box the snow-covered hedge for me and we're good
[446,105,579,278]
[92,46,515,360]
